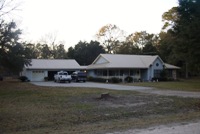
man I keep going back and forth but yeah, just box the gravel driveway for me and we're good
[31,81,200,98]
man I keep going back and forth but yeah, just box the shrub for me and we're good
[151,77,167,82]
[44,77,49,81]
[87,77,107,83]
[125,76,133,83]
[110,77,121,83]
[88,76,122,83]
[19,76,29,82]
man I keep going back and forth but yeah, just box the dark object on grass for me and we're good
[0,75,3,81]
[19,76,29,82]
[96,92,116,100]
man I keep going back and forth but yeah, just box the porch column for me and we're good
[107,69,109,80]
[119,69,120,79]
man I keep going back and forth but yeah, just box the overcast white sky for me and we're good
[16,0,178,48]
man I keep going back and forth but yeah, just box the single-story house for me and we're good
[87,54,179,81]
[21,54,179,82]
[21,59,86,81]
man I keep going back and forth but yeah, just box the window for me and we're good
[95,70,103,76]
[103,70,107,76]
[120,70,124,76]
[33,71,44,73]
[154,70,162,78]
[109,70,113,76]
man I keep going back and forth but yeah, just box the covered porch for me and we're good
[87,68,148,81]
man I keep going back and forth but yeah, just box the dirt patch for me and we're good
[93,93,174,110]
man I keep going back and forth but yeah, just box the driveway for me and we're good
[31,81,200,98]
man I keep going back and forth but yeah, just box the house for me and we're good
[21,54,179,82]
[87,54,179,81]
[21,59,86,81]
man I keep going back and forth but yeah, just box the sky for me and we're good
[14,0,178,48]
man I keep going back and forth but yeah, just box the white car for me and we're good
[54,71,72,83]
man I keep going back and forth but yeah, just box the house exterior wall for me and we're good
[147,58,164,80]
[95,57,107,64]
[24,70,32,81]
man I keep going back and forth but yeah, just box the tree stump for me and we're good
[100,92,110,99]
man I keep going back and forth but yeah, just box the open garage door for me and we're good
[32,71,45,81]
[48,71,58,81]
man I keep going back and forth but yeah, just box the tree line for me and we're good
[0,0,200,78]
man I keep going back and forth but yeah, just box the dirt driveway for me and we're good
[31,81,200,98]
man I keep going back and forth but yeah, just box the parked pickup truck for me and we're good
[54,71,72,83]
[71,71,87,82]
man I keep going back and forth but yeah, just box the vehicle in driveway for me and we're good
[71,71,87,82]
[54,71,72,83]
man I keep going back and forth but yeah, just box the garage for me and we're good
[48,71,57,81]
[32,70,45,81]
[21,59,86,81]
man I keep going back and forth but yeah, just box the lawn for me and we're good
[0,81,200,134]
[125,78,200,92]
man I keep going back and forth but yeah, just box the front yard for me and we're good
[0,80,200,134]
[125,78,200,92]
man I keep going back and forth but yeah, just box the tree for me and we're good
[0,0,21,18]
[122,31,159,55]
[116,41,141,54]
[174,0,200,77]
[67,46,75,59]
[158,31,175,62]
[67,41,105,65]
[86,40,105,64]
[162,7,178,31]
[0,21,30,74]
[96,24,125,53]
[160,0,200,77]
[143,42,158,55]
[40,44,52,59]
[39,32,58,57]
[23,42,40,59]
[53,44,68,59]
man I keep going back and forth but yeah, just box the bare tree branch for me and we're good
[0,0,22,18]
[96,24,126,53]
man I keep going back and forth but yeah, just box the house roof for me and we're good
[25,59,85,70]
[88,54,162,69]
[164,63,180,69]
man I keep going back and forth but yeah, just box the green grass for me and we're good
[0,81,200,134]
[125,78,200,92]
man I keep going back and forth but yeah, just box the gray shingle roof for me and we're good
[25,59,84,70]
[88,54,160,69]
[164,63,180,69]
